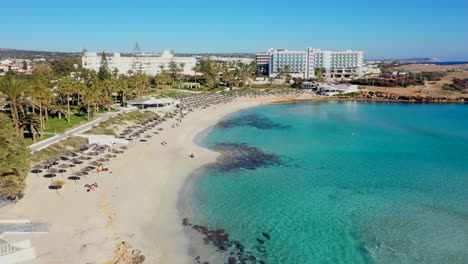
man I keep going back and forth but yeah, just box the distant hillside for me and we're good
[398,57,441,63]
[0,48,81,60]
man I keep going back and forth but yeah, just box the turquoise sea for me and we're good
[186,102,468,264]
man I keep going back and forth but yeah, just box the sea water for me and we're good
[187,102,468,264]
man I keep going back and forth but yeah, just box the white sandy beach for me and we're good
[0,95,316,264]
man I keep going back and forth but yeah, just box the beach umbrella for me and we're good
[49,180,66,195]
[158,128,164,131]
[60,156,69,161]
[78,156,88,161]
[153,132,159,134]
[68,172,82,183]
[97,158,107,163]
[145,135,151,138]
[89,161,100,166]
[120,146,129,150]
[47,168,59,175]
[81,167,93,172]
[42,161,53,168]
[104,154,115,159]
[58,164,71,174]
[31,164,44,176]
[140,139,147,142]
[112,150,122,154]
[43,173,57,181]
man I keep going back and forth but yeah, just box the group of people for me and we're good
[84,182,99,192]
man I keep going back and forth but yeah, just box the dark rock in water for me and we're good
[262,232,271,239]
[259,261,266,264]
[195,256,200,260]
[256,238,265,244]
[182,218,191,226]
[216,114,290,130]
[233,241,245,251]
[209,143,284,172]
[228,257,237,264]
[193,225,209,234]
[248,255,256,261]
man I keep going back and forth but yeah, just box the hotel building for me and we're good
[82,50,197,76]
[266,48,364,80]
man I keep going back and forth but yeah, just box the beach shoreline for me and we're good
[0,94,316,264]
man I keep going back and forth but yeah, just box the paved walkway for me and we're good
[28,109,133,152]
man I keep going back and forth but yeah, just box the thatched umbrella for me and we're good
[31,164,44,176]
[104,154,115,159]
[68,172,83,183]
[43,173,57,181]
[58,163,71,173]
[89,161,100,167]
[158,128,164,131]
[97,158,107,163]
[42,161,53,168]
[78,156,88,161]
[120,146,129,150]
[81,167,93,172]
[145,135,151,138]
[49,180,66,195]
[140,139,147,142]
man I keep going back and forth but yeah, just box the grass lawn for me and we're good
[23,134,54,146]
[44,115,95,133]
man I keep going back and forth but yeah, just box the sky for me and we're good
[2,0,468,60]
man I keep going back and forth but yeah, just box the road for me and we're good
[28,109,132,152]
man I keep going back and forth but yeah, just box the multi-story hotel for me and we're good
[82,50,197,76]
[264,48,364,80]
[82,51,254,76]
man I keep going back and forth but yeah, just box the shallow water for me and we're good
[187,102,468,264]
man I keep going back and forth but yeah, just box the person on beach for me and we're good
[189,153,195,158]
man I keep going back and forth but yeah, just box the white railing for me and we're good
[0,243,17,256]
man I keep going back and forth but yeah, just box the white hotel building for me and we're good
[266,48,364,80]
[82,50,197,76]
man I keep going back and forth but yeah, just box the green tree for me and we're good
[0,113,31,199]
[57,77,76,123]
[22,61,28,70]
[314,68,325,83]
[0,76,31,133]
[194,58,222,87]
[97,52,112,81]
[168,60,183,85]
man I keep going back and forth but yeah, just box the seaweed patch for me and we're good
[209,143,284,172]
[216,115,290,130]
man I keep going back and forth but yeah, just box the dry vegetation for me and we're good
[84,111,159,136]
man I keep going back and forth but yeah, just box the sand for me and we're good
[0,94,316,264]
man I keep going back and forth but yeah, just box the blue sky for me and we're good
[2,0,468,60]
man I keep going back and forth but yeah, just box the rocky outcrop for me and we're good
[185,218,269,264]
[106,240,145,264]
[339,91,468,103]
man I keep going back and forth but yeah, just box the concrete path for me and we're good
[28,109,133,152]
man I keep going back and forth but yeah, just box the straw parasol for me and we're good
[31,164,44,176]
[68,172,82,183]
[89,161,100,166]
[49,180,66,195]
[81,167,93,172]
[145,135,151,138]
[120,146,129,150]
[104,154,115,159]
[97,158,107,163]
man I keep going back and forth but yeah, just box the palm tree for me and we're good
[0,76,31,133]
[57,77,76,123]
[19,113,41,142]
